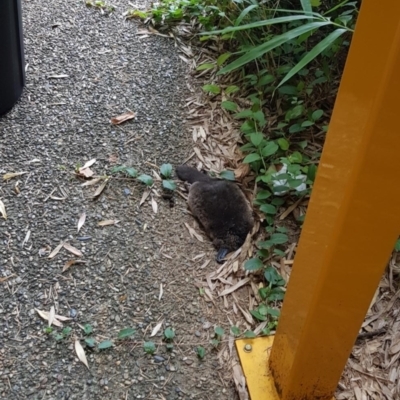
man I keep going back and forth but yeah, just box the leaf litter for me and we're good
[3,171,28,180]
[110,111,136,125]
[77,211,86,233]
[0,200,7,219]
[75,340,89,369]
[175,28,400,400]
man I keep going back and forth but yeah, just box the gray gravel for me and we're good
[0,1,238,399]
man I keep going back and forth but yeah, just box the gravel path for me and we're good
[0,1,238,399]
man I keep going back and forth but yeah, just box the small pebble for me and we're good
[154,355,165,363]
[69,309,77,318]
[77,236,92,241]
[123,188,131,196]
[194,331,201,337]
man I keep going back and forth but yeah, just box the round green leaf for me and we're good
[202,84,221,94]
[244,258,263,271]
[214,326,224,337]
[196,346,206,359]
[164,327,175,340]
[269,233,289,245]
[85,338,96,347]
[118,328,135,340]
[98,340,114,350]
[221,101,238,112]
[144,341,156,354]
[277,138,289,150]
[243,153,261,163]
[230,326,240,336]
[312,109,324,121]
[250,133,264,147]
[160,163,173,178]
[83,324,93,335]
[261,142,279,157]
[137,174,153,186]
[225,85,240,94]
[260,204,277,214]
[125,167,138,178]
[162,180,177,191]
[111,165,126,173]
[244,331,256,338]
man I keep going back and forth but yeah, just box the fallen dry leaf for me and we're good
[219,278,251,297]
[35,309,63,327]
[77,212,86,233]
[150,321,163,337]
[3,171,27,181]
[36,309,71,322]
[93,178,109,198]
[110,111,136,125]
[184,223,204,242]
[98,219,120,227]
[78,168,94,178]
[0,274,16,283]
[63,243,83,257]
[108,154,118,163]
[0,200,6,219]
[48,242,64,259]
[80,159,96,171]
[75,340,89,369]
[48,306,55,327]
[81,177,102,187]
[151,197,158,214]
[159,283,163,301]
[139,189,151,206]
[22,230,30,246]
[62,260,86,273]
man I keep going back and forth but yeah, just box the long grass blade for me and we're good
[277,28,347,87]
[300,0,312,15]
[218,21,331,75]
[235,5,259,26]
[202,15,320,35]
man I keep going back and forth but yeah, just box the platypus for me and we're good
[176,165,254,263]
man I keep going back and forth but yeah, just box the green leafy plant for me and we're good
[211,326,224,347]
[110,165,138,178]
[196,346,206,359]
[160,163,177,191]
[137,174,154,186]
[118,328,135,340]
[144,341,156,354]
[164,327,175,350]
[86,0,115,12]
[98,340,114,350]
[230,326,240,337]
[82,324,93,335]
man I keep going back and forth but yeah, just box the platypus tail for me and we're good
[175,165,212,184]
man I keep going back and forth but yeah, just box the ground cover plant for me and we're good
[129,0,359,330]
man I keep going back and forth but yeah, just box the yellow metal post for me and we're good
[269,1,400,399]
[237,1,400,399]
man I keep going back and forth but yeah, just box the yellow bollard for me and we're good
[237,1,400,399]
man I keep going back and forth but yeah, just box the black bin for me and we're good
[0,0,25,116]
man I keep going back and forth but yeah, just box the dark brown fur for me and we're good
[176,165,254,262]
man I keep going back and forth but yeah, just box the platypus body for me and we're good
[176,165,254,263]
